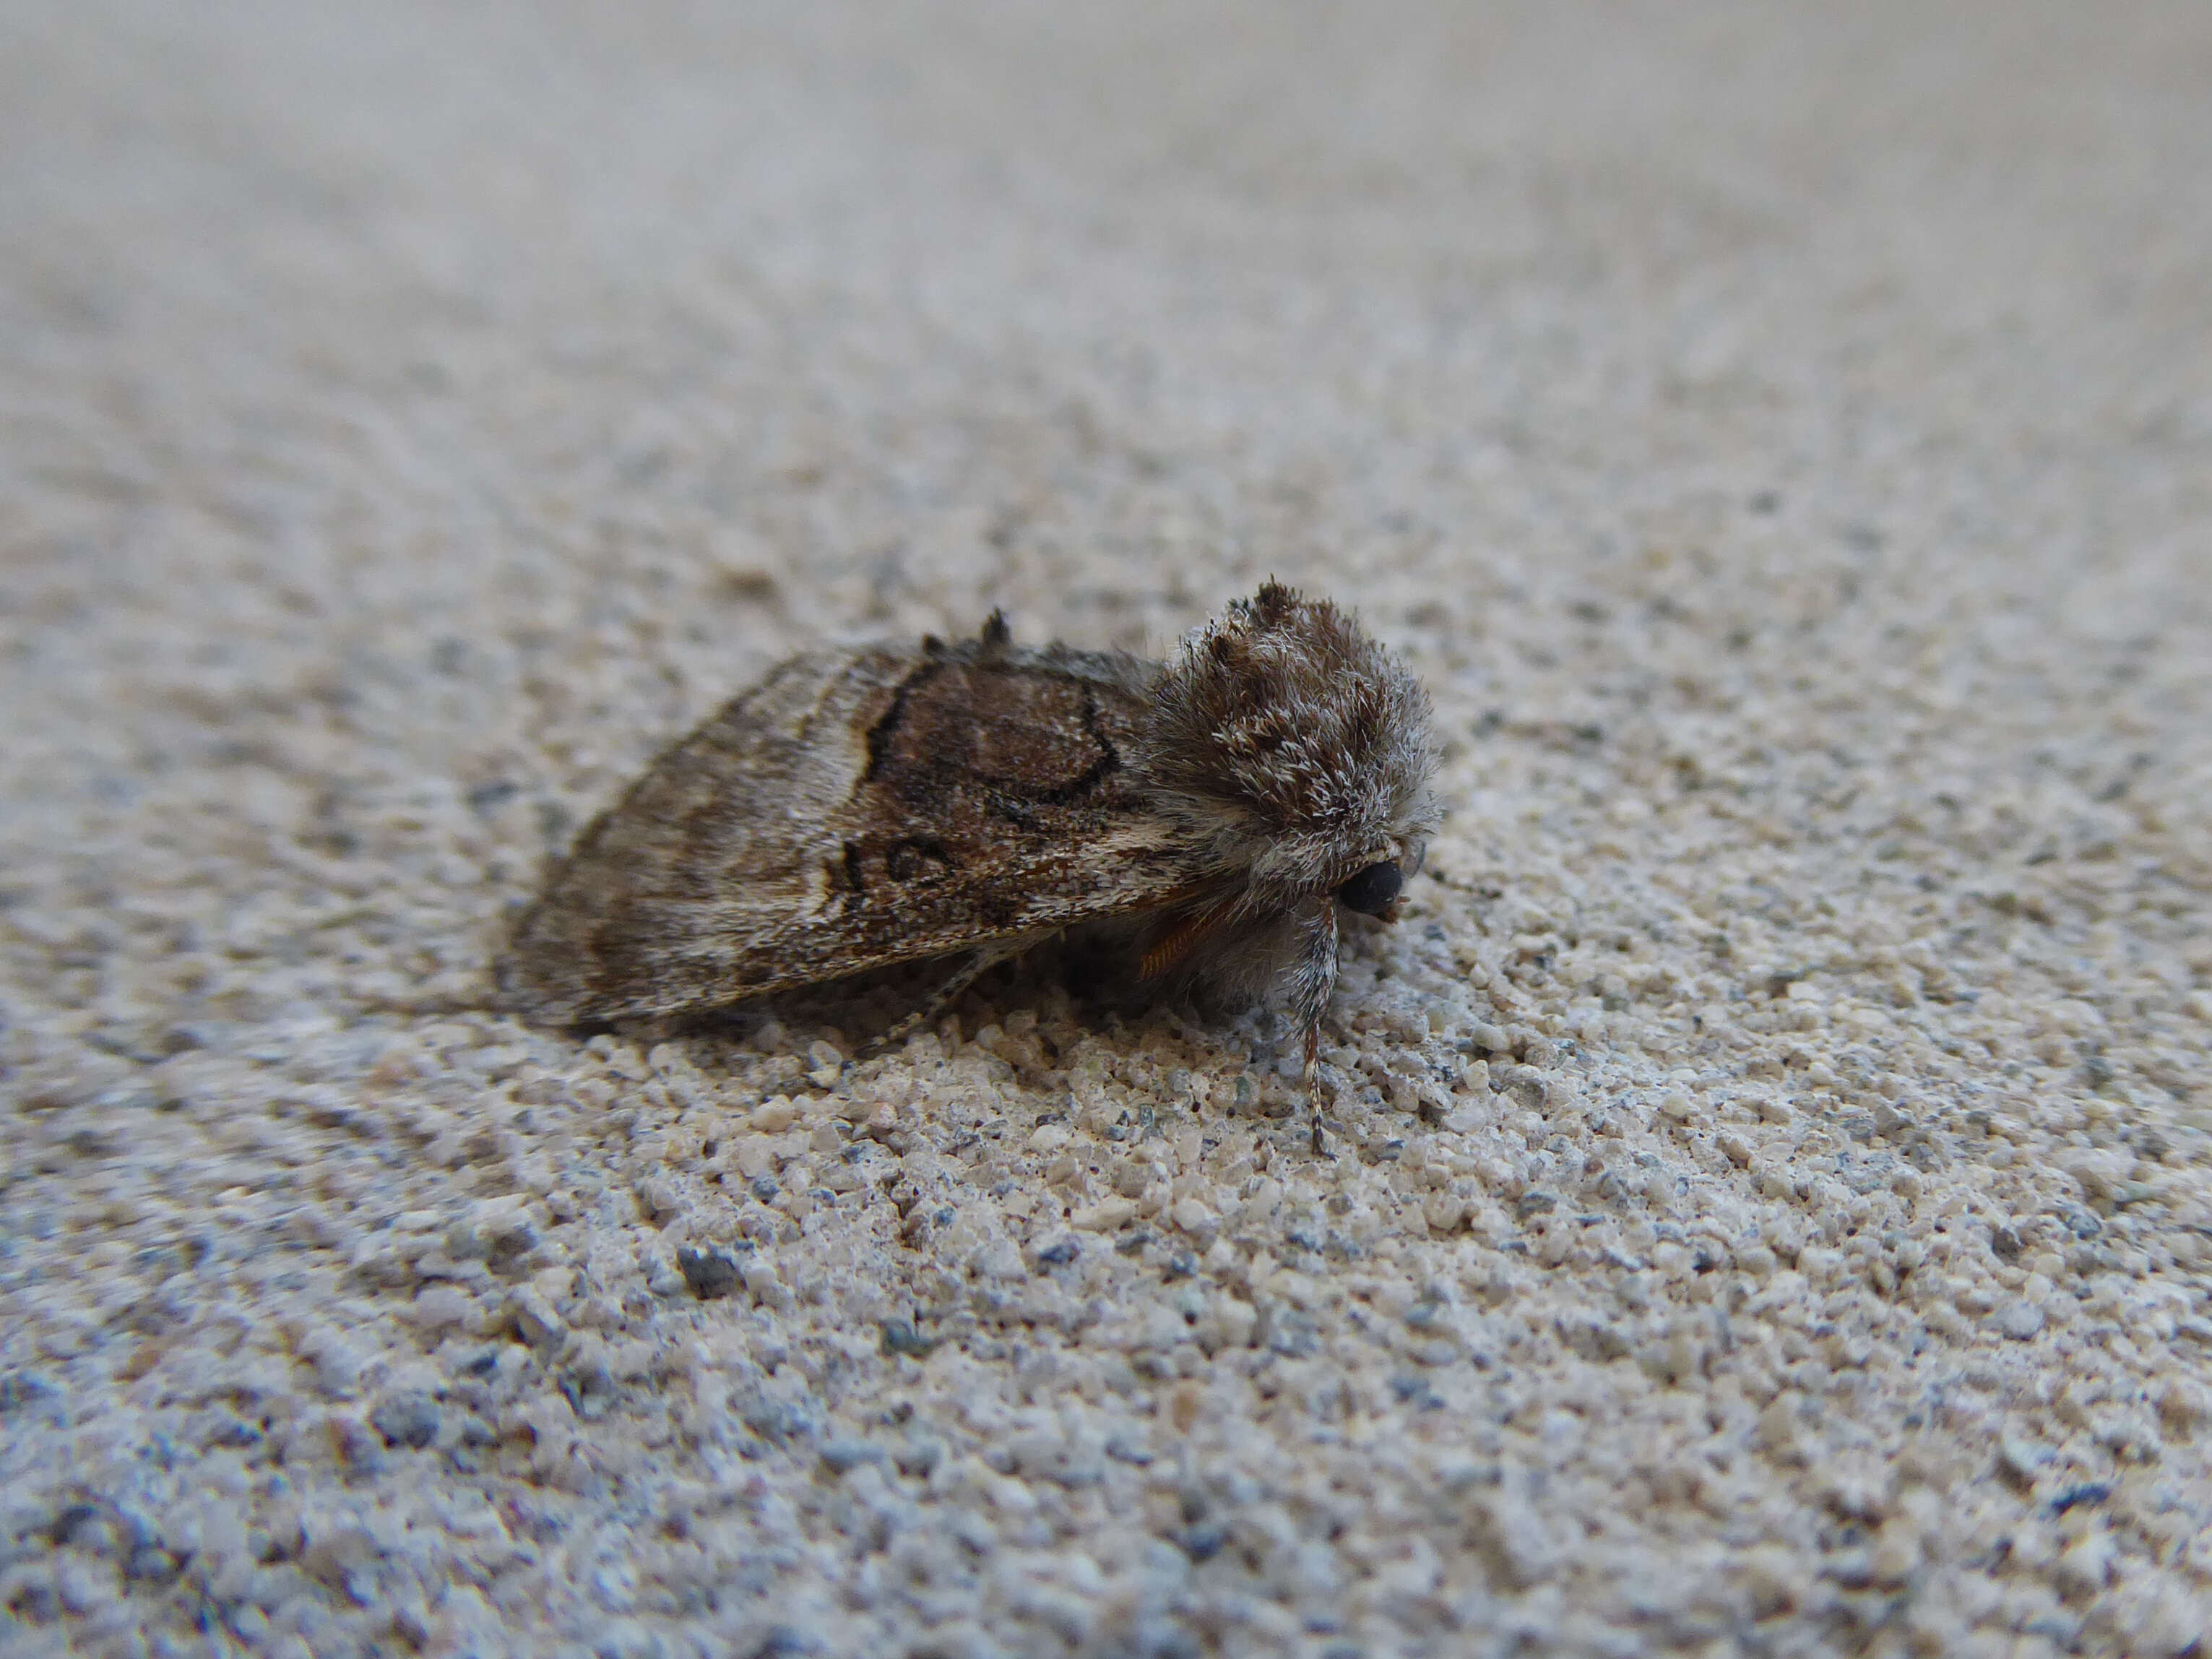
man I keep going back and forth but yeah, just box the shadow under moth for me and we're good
[504,582,1438,1152]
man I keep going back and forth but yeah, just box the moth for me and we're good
[504,582,1438,1151]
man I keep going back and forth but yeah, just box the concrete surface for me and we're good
[4,2,2211,1654]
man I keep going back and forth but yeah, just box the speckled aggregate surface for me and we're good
[5,3,2212,1655]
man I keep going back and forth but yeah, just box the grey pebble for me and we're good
[370,1392,441,1449]
[894,1437,945,1477]
[879,1319,935,1357]
[818,1439,888,1473]
[675,1246,743,1299]
[739,1400,814,1444]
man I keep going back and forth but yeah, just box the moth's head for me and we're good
[1144,582,1438,919]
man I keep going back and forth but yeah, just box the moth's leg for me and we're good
[862,935,1040,1058]
[1283,902,1342,1156]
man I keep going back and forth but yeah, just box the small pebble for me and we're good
[368,1392,441,1450]
[676,1246,744,1299]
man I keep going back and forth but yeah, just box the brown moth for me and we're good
[504,582,1437,1151]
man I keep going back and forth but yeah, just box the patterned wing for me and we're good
[502,632,1198,1024]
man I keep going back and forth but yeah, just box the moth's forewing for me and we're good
[503,639,1198,1025]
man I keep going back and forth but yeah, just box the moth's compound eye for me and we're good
[1337,861,1404,917]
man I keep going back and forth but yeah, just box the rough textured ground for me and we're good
[5,2,2212,1655]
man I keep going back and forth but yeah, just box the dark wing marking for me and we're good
[502,635,1198,1025]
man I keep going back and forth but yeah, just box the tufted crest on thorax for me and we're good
[1139,582,1435,898]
